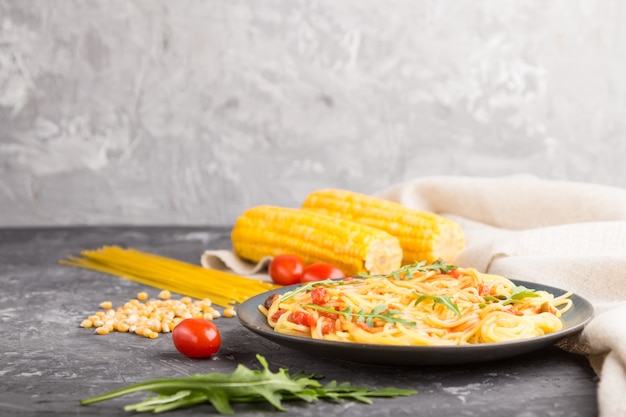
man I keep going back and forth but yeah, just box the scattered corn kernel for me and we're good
[145,329,159,339]
[95,327,110,335]
[114,322,130,332]
[80,291,231,339]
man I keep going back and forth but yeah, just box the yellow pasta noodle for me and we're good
[60,246,279,308]
[260,261,573,346]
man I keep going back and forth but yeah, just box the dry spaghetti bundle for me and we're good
[61,246,279,308]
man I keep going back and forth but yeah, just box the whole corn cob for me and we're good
[231,205,403,276]
[301,189,465,265]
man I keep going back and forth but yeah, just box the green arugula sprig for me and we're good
[413,294,462,317]
[481,285,540,307]
[80,354,416,414]
[360,259,457,280]
[301,303,417,328]
[278,279,346,303]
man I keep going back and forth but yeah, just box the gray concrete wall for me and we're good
[1,0,625,227]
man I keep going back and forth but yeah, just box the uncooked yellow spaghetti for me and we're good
[260,261,573,345]
[60,246,279,308]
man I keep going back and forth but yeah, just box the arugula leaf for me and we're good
[80,354,417,414]
[279,279,353,303]
[413,294,462,317]
[360,259,457,280]
[301,304,417,328]
[482,285,540,307]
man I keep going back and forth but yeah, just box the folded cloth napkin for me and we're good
[376,175,626,417]
[201,175,626,417]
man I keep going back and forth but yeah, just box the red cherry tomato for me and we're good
[300,263,346,282]
[172,318,221,359]
[268,254,306,285]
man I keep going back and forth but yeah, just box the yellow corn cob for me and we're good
[231,205,403,276]
[302,189,465,265]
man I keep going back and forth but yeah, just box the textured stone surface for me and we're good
[1,1,625,226]
[0,226,598,416]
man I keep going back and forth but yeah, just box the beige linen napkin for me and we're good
[201,175,626,416]
[377,175,626,417]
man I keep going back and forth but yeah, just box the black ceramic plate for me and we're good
[237,279,594,366]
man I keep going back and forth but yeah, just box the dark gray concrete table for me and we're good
[0,227,599,417]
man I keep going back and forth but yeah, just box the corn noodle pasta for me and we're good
[259,264,573,346]
[60,246,279,308]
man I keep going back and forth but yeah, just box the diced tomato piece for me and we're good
[288,311,317,327]
[356,322,373,332]
[320,318,335,335]
[506,306,524,316]
[319,311,339,321]
[270,309,287,321]
[310,287,329,305]
[448,268,462,278]
[478,284,490,296]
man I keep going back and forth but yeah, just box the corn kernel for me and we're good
[224,307,237,318]
[137,291,148,301]
[144,329,159,339]
[80,319,93,328]
[146,318,161,332]
[158,290,171,300]
[99,301,113,309]
[161,321,172,333]
[115,322,130,332]
[95,327,110,335]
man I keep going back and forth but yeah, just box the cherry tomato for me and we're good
[172,318,221,359]
[268,254,306,285]
[300,263,346,282]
